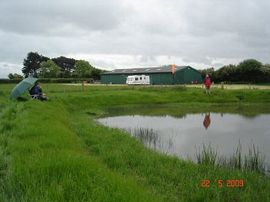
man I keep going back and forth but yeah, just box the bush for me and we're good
[37,78,95,83]
[0,79,22,84]
[0,78,97,84]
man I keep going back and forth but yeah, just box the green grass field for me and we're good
[1,84,270,202]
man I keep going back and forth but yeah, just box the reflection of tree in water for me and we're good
[126,127,174,153]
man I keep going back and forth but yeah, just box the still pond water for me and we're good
[98,112,270,170]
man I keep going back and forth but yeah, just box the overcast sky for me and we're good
[0,0,270,78]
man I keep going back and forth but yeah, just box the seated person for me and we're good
[29,82,47,101]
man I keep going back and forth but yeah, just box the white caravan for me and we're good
[126,75,150,85]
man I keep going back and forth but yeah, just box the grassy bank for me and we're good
[0,84,270,201]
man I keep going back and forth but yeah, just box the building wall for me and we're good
[101,74,126,84]
[174,67,202,84]
[150,73,173,85]
[183,67,203,84]
[173,70,184,84]
[101,67,202,84]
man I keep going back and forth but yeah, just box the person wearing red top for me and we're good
[203,112,211,129]
[204,74,212,94]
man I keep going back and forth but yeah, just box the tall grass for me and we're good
[0,102,18,201]
[244,144,265,172]
[128,128,160,148]
[196,144,218,166]
[196,143,266,173]
[127,127,174,154]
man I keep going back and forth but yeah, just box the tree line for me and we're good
[8,53,270,83]
[9,52,104,80]
[199,59,270,83]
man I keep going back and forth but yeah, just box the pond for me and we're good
[98,107,270,172]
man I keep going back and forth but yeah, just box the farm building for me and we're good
[101,65,202,85]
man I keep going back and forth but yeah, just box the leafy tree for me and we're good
[261,64,270,82]
[199,67,215,80]
[215,64,239,82]
[237,59,263,82]
[52,56,76,77]
[8,73,23,80]
[22,52,49,77]
[264,64,270,69]
[74,60,93,77]
[238,59,262,72]
[39,60,60,78]
[91,68,103,80]
[8,73,15,79]
[21,52,104,80]
[199,59,270,83]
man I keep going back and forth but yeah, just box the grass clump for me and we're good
[128,128,160,149]
[196,144,218,166]
[244,144,265,172]
[196,143,266,173]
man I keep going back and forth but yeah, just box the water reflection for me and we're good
[97,113,270,171]
[128,128,160,148]
[203,113,211,129]
[127,128,174,154]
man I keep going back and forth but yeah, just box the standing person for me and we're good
[204,74,212,94]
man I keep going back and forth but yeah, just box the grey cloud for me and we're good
[182,1,270,45]
[212,63,225,68]
[139,55,156,63]
[0,62,21,78]
[0,0,270,78]
[182,56,213,66]
[0,0,128,36]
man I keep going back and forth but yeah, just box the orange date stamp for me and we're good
[200,179,244,188]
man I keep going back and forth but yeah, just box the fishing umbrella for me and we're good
[10,77,38,99]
